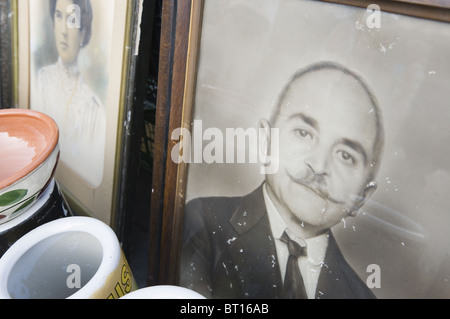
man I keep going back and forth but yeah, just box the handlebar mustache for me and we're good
[287,171,345,205]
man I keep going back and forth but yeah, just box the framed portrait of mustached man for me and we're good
[16,0,138,225]
[151,0,450,299]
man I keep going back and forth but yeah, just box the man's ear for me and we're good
[363,180,378,200]
[350,181,378,217]
[258,118,272,165]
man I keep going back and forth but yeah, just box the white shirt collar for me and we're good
[263,183,329,266]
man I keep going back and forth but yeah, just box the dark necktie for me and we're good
[280,231,308,299]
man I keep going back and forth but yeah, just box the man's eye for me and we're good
[295,129,312,140]
[337,150,355,164]
[55,11,63,19]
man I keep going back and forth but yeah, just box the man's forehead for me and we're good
[289,68,370,98]
[280,68,377,119]
[279,69,379,147]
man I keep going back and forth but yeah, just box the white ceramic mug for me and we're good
[0,216,136,299]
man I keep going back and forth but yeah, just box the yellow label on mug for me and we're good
[107,264,135,299]
[91,252,137,299]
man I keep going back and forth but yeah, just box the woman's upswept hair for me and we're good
[49,0,93,48]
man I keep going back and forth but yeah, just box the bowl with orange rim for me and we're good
[0,109,60,225]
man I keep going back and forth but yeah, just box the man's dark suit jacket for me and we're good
[180,185,376,299]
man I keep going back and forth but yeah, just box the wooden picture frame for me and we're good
[15,0,140,227]
[322,0,450,22]
[0,0,16,109]
[150,0,450,298]
[148,0,202,286]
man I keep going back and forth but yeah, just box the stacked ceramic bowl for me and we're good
[0,109,72,256]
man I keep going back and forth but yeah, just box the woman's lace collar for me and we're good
[57,58,80,77]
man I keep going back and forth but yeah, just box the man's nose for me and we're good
[304,147,330,177]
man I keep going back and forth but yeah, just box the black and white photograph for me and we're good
[173,0,450,299]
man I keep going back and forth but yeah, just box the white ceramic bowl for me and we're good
[0,109,59,224]
[120,285,206,299]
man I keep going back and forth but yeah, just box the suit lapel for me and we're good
[227,185,283,298]
[316,233,362,298]
[223,186,372,299]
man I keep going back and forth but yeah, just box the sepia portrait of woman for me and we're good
[34,0,106,187]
